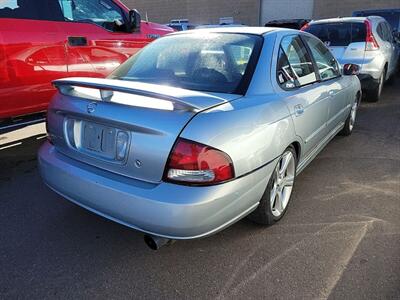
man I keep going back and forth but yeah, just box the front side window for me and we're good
[111,33,262,94]
[58,0,126,32]
[303,35,340,81]
[277,35,317,89]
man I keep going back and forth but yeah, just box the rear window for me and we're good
[110,33,262,94]
[305,22,366,46]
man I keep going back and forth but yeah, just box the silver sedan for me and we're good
[38,27,361,248]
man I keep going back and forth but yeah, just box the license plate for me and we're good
[82,122,116,155]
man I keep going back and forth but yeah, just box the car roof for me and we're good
[310,16,385,24]
[170,26,286,36]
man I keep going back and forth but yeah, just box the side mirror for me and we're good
[129,9,141,32]
[343,64,360,76]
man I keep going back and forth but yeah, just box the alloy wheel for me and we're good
[349,99,358,131]
[270,151,296,217]
[378,72,384,98]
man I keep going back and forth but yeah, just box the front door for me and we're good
[0,0,67,118]
[302,35,350,132]
[56,0,149,78]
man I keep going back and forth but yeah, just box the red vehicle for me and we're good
[0,0,172,126]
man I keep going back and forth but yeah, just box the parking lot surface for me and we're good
[1,80,399,299]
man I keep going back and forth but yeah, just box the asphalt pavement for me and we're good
[0,79,399,299]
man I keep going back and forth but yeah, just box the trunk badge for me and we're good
[87,102,97,114]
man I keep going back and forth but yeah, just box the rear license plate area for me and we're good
[65,119,129,162]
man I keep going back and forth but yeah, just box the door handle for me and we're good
[329,90,335,96]
[294,104,304,116]
[68,36,88,47]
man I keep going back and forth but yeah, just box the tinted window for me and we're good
[305,22,366,46]
[384,23,394,42]
[0,0,64,21]
[58,0,126,32]
[377,23,386,40]
[277,35,317,89]
[111,33,262,94]
[303,35,340,81]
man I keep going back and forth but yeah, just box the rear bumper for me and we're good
[38,142,276,239]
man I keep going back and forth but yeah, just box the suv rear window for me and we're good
[305,22,366,47]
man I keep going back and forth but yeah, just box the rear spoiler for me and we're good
[53,78,199,112]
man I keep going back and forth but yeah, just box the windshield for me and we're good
[305,22,366,47]
[110,33,262,94]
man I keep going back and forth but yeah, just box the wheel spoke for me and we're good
[270,183,278,208]
[275,190,283,213]
[282,175,294,187]
[279,152,292,175]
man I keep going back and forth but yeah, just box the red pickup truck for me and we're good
[0,0,172,125]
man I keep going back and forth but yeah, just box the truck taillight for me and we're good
[300,23,310,31]
[164,138,234,185]
[365,20,379,51]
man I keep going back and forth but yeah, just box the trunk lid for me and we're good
[47,78,240,183]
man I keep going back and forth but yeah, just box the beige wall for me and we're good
[123,0,261,26]
[313,0,400,19]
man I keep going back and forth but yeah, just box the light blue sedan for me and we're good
[39,27,361,249]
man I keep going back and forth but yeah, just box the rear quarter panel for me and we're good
[180,95,297,177]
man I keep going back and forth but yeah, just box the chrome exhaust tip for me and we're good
[144,234,175,250]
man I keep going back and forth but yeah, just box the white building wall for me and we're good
[261,0,314,24]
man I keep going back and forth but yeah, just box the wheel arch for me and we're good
[290,141,301,162]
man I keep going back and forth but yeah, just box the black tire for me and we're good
[339,94,360,136]
[365,70,385,102]
[248,146,297,225]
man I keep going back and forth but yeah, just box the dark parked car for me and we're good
[265,19,310,30]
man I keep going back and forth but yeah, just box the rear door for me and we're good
[302,34,350,132]
[57,0,149,78]
[276,34,329,157]
[0,0,67,118]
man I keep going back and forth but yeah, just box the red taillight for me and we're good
[300,22,310,31]
[364,20,379,51]
[164,138,234,185]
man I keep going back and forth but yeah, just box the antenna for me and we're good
[146,11,149,22]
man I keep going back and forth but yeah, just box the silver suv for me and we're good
[303,17,399,102]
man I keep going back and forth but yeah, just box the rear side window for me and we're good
[0,0,64,21]
[377,22,393,42]
[305,22,366,46]
[303,35,340,81]
[277,35,317,89]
